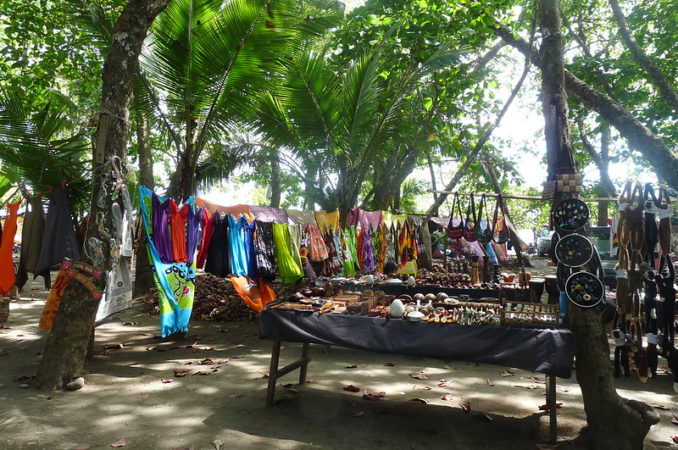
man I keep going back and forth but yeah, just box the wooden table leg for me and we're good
[546,374,557,443]
[266,341,281,407]
[298,343,310,384]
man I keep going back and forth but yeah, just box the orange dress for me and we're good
[169,201,189,263]
[0,201,21,295]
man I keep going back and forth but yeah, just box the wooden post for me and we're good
[266,341,281,407]
[299,343,310,384]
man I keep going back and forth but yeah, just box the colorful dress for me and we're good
[253,220,277,281]
[152,193,173,263]
[169,200,189,263]
[0,201,21,295]
[228,215,248,277]
[196,209,214,269]
[272,223,303,283]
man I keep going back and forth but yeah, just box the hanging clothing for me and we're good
[385,224,396,266]
[242,219,257,278]
[288,224,302,249]
[342,226,359,276]
[377,223,387,273]
[169,200,189,263]
[205,213,231,278]
[194,197,254,221]
[139,187,195,337]
[314,210,340,232]
[196,209,214,269]
[272,223,303,283]
[249,205,288,224]
[286,209,316,225]
[360,226,376,273]
[0,201,21,295]
[254,220,277,281]
[34,187,80,274]
[321,230,342,276]
[306,224,329,262]
[230,275,276,312]
[382,211,407,228]
[17,196,46,289]
[152,193,173,263]
[228,215,249,277]
[347,208,382,230]
[186,204,202,265]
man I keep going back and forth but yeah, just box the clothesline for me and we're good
[429,190,619,202]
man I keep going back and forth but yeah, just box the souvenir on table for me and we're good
[552,198,589,232]
[565,271,605,308]
[555,234,594,267]
[500,301,560,328]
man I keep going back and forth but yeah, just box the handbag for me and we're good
[475,194,494,244]
[493,194,510,244]
[463,194,478,242]
[446,192,465,240]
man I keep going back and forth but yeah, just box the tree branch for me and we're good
[608,0,678,113]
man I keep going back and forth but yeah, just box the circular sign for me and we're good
[565,271,605,308]
[553,198,589,231]
[555,234,594,267]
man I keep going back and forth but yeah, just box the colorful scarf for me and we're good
[272,223,304,283]
[140,186,196,337]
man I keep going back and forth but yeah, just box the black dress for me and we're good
[204,213,231,277]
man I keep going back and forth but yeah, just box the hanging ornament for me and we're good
[565,271,605,308]
[555,234,594,267]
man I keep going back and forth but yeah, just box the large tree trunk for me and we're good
[133,111,155,298]
[495,25,678,189]
[538,1,659,447]
[576,119,615,225]
[608,0,678,113]
[34,0,171,390]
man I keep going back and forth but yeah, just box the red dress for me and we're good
[168,200,189,263]
[196,209,214,269]
[0,201,21,295]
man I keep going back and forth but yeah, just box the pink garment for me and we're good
[346,208,382,230]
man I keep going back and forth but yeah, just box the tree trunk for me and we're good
[608,0,678,113]
[538,1,659,447]
[597,123,612,225]
[133,111,155,298]
[270,147,281,208]
[495,25,678,189]
[34,0,171,391]
[303,163,317,210]
[427,151,439,215]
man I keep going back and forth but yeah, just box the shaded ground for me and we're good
[1,264,677,449]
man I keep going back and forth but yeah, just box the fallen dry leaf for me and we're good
[110,439,128,448]
[409,398,430,404]
[409,372,429,380]
[460,401,471,413]
[443,364,456,370]
[103,344,124,350]
[182,361,193,365]
[362,391,386,401]
[526,385,541,390]
[652,405,670,410]
[422,386,432,391]
[500,369,515,377]
[194,371,210,376]
[212,439,224,450]
[174,369,191,378]
[671,414,678,425]
[185,342,198,349]
[200,358,214,365]
[538,402,563,411]
[437,380,451,387]
[383,362,395,367]
[343,385,360,392]
[161,378,173,384]
[486,378,495,386]
[73,445,91,450]
[441,394,454,401]
[145,346,156,351]
[345,364,358,369]
[229,393,242,398]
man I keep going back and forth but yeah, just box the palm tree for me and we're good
[253,41,462,219]
[0,88,90,208]
[135,0,342,200]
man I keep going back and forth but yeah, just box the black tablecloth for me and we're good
[259,310,576,378]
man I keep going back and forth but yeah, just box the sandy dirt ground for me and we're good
[1,266,677,450]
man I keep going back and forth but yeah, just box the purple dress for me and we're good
[186,206,202,264]
[360,227,376,273]
[152,193,173,263]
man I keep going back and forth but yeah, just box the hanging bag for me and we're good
[657,186,673,255]
[492,194,510,244]
[446,192,465,240]
[475,194,494,244]
[463,194,478,242]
